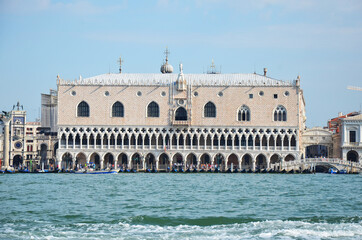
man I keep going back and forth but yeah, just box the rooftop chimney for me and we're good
[338,112,343,117]
[263,68,267,76]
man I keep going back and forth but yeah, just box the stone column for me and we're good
[100,159,104,170]
[156,160,159,171]
[2,118,11,169]
[252,159,256,171]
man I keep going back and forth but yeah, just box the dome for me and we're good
[160,62,173,74]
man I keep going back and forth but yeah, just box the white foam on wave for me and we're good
[1,220,361,239]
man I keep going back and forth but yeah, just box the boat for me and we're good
[329,168,338,174]
[5,169,15,173]
[338,169,347,174]
[73,170,117,174]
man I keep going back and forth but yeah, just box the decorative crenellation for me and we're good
[57,73,296,87]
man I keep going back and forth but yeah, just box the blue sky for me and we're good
[0,0,361,127]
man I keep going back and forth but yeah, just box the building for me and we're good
[56,53,306,172]
[8,103,41,169]
[301,127,333,158]
[340,114,362,162]
[41,89,58,133]
[328,111,359,134]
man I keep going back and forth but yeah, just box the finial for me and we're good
[179,63,183,73]
[118,56,124,73]
[297,75,301,80]
[164,47,170,63]
[207,59,220,74]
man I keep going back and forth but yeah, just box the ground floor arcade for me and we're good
[57,150,298,172]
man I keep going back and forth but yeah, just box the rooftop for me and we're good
[58,73,297,87]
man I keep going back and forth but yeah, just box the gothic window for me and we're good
[237,105,250,121]
[204,102,216,118]
[274,105,287,121]
[112,101,124,117]
[175,107,187,121]
[147,101,159,117]
[77,101,89,117]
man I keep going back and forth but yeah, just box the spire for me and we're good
[118,56,123,73]
[207,59,220,74]
[164,47,170,63]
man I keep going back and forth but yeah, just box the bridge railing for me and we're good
[285,158,362,169]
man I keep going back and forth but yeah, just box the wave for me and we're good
[1,218,361,239]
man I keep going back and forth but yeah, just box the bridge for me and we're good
[281,158,362,173]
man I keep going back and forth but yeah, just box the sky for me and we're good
[0,0,361,127]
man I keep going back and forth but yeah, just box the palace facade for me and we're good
[56,57,306,171]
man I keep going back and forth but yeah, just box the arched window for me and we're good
[237,105,250,121]
[274,105,287,121]
[147,101,159,117]
[175,107,187,121]
[112,101,124,117]
[77,101,89,117]
[204,102,216,118]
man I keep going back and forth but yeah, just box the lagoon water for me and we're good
[0,173,361,239]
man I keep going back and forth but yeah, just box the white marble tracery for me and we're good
[57,126,299,171]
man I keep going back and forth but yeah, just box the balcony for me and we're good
[171,119,191,126]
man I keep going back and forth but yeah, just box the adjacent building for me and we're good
[340,114,362,162]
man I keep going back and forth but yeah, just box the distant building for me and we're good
[0,102,58,169]
[340,114,362,162]
[41,89,58,133]
[301,127,333,158]
[328,111,359,134]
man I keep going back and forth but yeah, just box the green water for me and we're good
[0,173,361,239]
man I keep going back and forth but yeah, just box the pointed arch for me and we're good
[262,135,267,147]
[220,134,226,146]
[199,135,205,146]
[283,135,289,147]
[112,101,124,117]
[151,134,156,146]
[274,105,287,121]
[179,134,184,146]
[237,105,250,121]
[204,101,216,118]
[227,135,232,146]
[269,135,275,147]
[192,135,198,146]
[147,101,159,117]
[213,135,219,146]
[206,134,212,146]
[144,134,150,146]
[110,134,115,146]
[291,135,296,147]
[77,101,89,117]
[81,134,87,146]
[175,107,187,121]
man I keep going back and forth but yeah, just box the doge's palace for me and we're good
[56,51,306,171]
